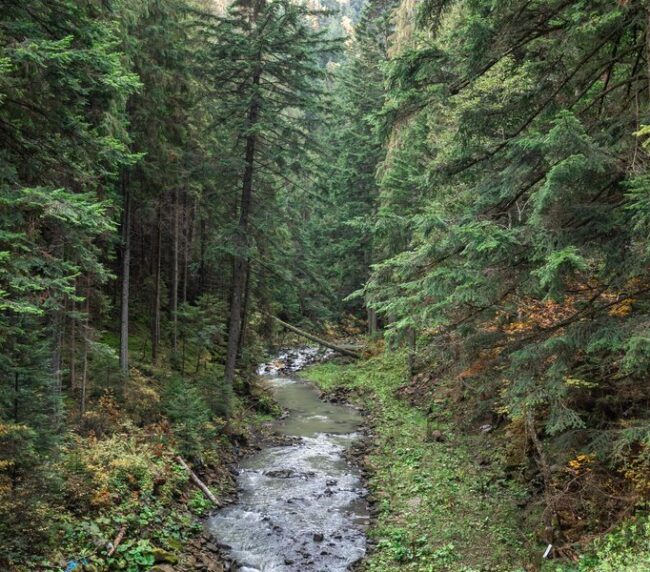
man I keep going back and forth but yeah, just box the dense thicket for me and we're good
[0,0,338,566]
[315,0,650,554]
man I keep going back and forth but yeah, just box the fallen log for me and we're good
[270,315,360,359]
[107,524,126,557]
[176,456,220,507]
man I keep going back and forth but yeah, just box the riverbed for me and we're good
[207,349,369,571]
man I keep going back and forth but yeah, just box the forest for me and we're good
[1,0,650,570]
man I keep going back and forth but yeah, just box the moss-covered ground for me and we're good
[304,352,531,572]
[304,352,650,572]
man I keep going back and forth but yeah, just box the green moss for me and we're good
[305,353,530,572]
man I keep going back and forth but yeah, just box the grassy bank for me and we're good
[304,351,650,572]
[304,352,530,572]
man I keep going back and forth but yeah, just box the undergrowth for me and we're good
[305,351,650,571]
[305,352,530,572]
[543,515,650,572]
[0,324,268,572]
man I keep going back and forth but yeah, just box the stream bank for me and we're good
[303,351,531,572]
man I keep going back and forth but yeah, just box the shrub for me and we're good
[163,376,216,460]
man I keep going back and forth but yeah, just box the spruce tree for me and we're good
[204,0,337,387]
[362,0,650,535]
[308,0,396,329]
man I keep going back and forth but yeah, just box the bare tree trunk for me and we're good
[363,243,378,337]
[646,6,650,99]
[198,216,206,296]
[11,371,19,488]
[171,189,180,356]
[182,196,195,305]
[14,371,19,423]
[51,292,66,429]
[152,205,162,366]
[271,315,360,358]
[367,307,378,337]
[69,288,77,389]
[224,70,260,388]
[176,456,220,506]
[119,172,131,380]
[81,277,90,416]
[237,259,251,360]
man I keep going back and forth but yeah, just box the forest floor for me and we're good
[13,338,649,572]
[5,323,283,572]
[304,351,532,572]
[304,349,650,572]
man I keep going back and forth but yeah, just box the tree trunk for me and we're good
[176,456,220,506]
[81,277,90,416]
[646,6,650,99]
[12,371,19,488]
[152,205,162,366]
[171,189,180,355]
[224,70,260,387]
[13,371,19,423]
[182,196,195,305]
[51,295,66,428]
[69,288,77,389]
[119,172,131,380]
[237,259,251,359]
[271,315,360,358]
[367,307,378,338]
[198,217,207,296]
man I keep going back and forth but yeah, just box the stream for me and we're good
[207,348,369,572]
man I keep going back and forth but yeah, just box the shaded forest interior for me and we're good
[1,0,650,570]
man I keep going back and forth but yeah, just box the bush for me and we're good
[545,515,650,571]
[163,376,216,460]
[195,367,233,419]
[124,370,163,426]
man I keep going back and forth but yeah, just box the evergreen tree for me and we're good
[204,0,338,386]
[362,0,650,535]
[305,0,397,332]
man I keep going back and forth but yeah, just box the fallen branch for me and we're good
[270,315,360,359]
[176,456,220,507]
[107,524,126,557]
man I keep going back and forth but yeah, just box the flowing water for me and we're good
[207,348,369,572]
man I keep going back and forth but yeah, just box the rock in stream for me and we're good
[208,350,368,571]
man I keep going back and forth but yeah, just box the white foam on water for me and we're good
[209,348,367,572]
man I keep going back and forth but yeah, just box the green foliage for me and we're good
[305,354,529,571]
[195,368,234,419]
[544,515,650,572]
[3,0,650,569]
[163,376,215,460]
[351,1,650,557]
[307,0,397,317]
[187,489,212,516]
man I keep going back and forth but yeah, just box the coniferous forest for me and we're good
[2,0,650,571]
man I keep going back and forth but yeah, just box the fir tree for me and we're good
[204,0,338,386]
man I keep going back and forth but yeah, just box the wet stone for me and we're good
[207,348,368,571]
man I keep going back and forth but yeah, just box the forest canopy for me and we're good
[1,0,650,570]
